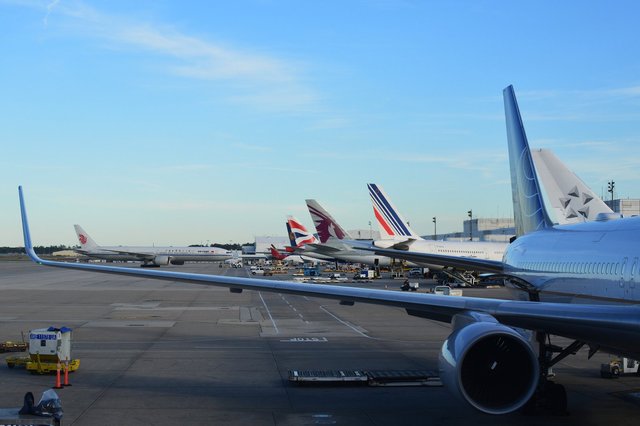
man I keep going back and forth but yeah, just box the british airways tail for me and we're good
[305,200,353,243]
[367,183,421,240]
[73,224,100,252]
[504,85,554,236]
[286,215,319,247]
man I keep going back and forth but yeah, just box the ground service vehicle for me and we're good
[601,357,640,378]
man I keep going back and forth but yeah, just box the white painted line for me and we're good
[320,306,370,338]
[259,292,279,334]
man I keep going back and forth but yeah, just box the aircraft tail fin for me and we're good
[531,149,614,224]
[286,215,319,247]
[305,200,353,243]
[73,224,100,251]
[504,85,554,236]
[368,183,421,240]
[269,244,287,260]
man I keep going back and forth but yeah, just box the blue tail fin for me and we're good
[503,85,553,236]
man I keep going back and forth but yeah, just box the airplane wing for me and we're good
[304,243,343,253]
[388,238,417,251]
[18,186,640,359]
[350,242,504,273]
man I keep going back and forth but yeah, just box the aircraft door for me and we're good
[620,257,628,289]
[628,257,638,300]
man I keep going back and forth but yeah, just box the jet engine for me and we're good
[170,259,184,265]
[439,312,539,415]
[152,256,170,265]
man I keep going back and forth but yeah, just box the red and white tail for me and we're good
[269,244,288,260]
[286,215,319,247]
[73,224,100,251]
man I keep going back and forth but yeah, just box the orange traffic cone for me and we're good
[63,360,72,387]
[53,363,63,389]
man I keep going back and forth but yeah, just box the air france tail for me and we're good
[73,224,100,252]
[368,183,420,240]
[504,85,553,236]
[286,215,319,247]
[305,200,352,243]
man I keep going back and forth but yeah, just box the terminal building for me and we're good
[604,198,640,217]
[425,218,515,242]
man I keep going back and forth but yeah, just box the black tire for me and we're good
[612,365,620,378]
[547,383,568,414]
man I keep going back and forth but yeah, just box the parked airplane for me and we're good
[18,85,640,416]
[368,183,506,283]
[74,224,233,267]
[305,199,405,267]
[531,148,615,224]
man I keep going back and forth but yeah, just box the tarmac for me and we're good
[0,260,639,425]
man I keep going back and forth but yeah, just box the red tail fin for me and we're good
[269,244,287,260]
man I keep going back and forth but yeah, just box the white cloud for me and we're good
[20,0,318,111]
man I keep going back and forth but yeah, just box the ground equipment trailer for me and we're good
[5,327,80,374]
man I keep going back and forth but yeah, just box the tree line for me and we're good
[0,245,72,255]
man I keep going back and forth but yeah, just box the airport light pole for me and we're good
[608,180,615,204]
[467,210,473,241]
[432,217,437,240]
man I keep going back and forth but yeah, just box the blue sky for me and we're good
[2,0,640,246]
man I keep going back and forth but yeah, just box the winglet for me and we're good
[18,186,43,264]
[503,85,553,236]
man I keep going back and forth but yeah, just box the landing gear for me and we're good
[522,332,583,415]
[140,263,160,268]
[522,381,567,415]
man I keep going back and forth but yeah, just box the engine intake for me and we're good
[439,312,539,415]
[152,255,170,265]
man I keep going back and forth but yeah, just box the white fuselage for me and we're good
[81,246,233,264]
[504,216,640,304]
[374,239,507,270]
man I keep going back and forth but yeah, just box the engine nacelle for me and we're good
[170,259,184,265]
[439,312,539,415]
[152,255,170,265]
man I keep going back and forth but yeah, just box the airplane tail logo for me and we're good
[531,148,614,224]
[504,85,553,236]
[305,200,351,243]
[286,215,319,247]
[73,224,99,250]
[269,244,287,260]
[368,183,418,239]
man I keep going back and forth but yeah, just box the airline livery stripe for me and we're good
[368,184,411,236]
[373,207,395,236]
[369,186,403,234]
